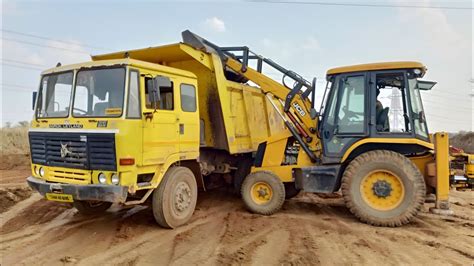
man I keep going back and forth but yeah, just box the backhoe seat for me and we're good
[376,107,390,132]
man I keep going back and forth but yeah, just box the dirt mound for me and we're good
[0,154,30,170]
[0,187,32,213]
[450,131,474,153]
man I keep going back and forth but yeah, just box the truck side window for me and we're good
[144,77,174,110]
[180,84,196,112]
[127,70,141,118]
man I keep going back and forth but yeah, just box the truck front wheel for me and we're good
[73,200,112,215]
[152,166,198,229]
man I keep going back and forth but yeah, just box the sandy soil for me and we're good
[1,168,473,266]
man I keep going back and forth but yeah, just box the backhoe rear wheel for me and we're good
[341,150,426,227]
[152,166,198,229]
[241,171,285,215]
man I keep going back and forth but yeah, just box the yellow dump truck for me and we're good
[27,32,286,228]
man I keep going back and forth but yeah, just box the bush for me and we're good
[450,131,474,154]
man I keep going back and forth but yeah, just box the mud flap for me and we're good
[293,165,341,193]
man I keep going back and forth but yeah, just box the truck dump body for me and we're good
[92,43,286,154]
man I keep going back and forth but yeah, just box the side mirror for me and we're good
[148,76,172,110]
[32,91,37,110]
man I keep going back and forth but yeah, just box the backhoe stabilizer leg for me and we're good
[429,132,454,216]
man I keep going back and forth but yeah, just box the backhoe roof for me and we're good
[326,61,426,76]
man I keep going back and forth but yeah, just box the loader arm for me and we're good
[182,30,320,161]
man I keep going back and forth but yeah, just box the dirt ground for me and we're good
[1,166,473,265]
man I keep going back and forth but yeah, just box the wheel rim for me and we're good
[360,170,405,211]
[173,181,193,216]
[250,182,273,205]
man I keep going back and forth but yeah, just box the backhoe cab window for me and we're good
[144,77,174,110]
[336,76,365,133]
[408,78,429,138]
[375,73,411,133]
[37,71,73,118]
[73,68,125,117]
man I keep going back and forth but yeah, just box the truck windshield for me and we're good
[36,71,74,118]
[408,78,429,139]
[73,67,126,117]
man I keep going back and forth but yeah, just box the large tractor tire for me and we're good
[241,171,285,215]
[73,200,112,215]
[152,166,198,229]
[341,150,426,227]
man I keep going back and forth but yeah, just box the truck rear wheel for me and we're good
[341,150,426,227]
[152,166,198,229]
[241,171,285,215]
[73,200,112,215]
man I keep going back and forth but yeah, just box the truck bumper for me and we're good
[27,176,128,203]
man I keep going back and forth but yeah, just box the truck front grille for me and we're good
[29,132,116,171]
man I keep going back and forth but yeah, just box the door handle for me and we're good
[179,124,184,134]
[324,130,330,139]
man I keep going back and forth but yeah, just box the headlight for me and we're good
[34,166,39,176]
[39,167,45,177]
[111,174,120,185]
[470,160,474,165]
[98,173,107,184]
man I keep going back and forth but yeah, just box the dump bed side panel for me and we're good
[226,81,287,153]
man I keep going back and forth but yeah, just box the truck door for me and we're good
[320,73,368,163]
[141,74,179,165]
[177,83,200,158]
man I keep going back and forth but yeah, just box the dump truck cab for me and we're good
[28,58,200,204]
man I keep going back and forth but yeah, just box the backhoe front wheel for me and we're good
[241,171,285,215]
[342,150,426,227]
[152,166,198,229]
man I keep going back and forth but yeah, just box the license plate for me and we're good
[45,193,74,202]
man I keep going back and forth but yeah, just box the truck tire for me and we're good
[152,166,198,229]
[73,200,112,215]
[241,171,285,215]
[341,150,426,227]
[284,182,301,199]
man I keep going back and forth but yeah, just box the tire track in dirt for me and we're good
[1,188,473,265]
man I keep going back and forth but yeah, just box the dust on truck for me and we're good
[27,31,286,228]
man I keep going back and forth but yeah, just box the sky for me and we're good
[0,0,472,133]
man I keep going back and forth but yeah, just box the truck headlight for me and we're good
[34,166,39,176]
[39,167,45,177]
[98,173,107,184]
[111,174,120,185]
[470,160,474,164]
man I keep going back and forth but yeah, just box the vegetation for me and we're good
[1,121,30,155]
[450,131,474,154]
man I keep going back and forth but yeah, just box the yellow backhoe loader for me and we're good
[182,31,452,227]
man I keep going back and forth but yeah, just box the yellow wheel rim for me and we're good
[251,182,273,205]
[360,170,405,211]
